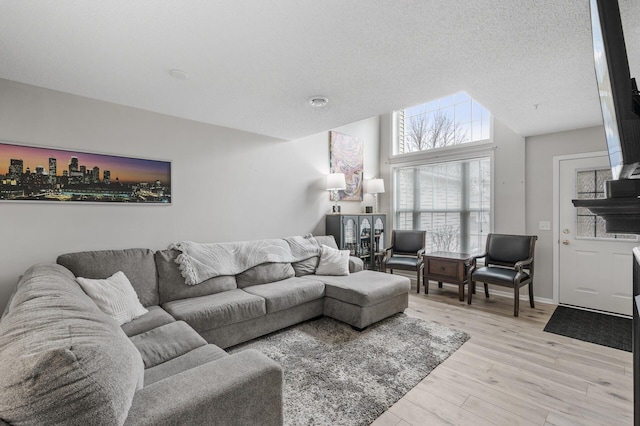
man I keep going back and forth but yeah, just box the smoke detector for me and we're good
[308,96,329,107]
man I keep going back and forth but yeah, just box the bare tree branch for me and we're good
[405,114,429,151]
[405,110,468,152]
[430,225,460,252]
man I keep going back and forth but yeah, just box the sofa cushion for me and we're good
[0,263,144,426]
[162,289,266,333]
[121,305,176,337]
[310,270,411,307]
[236,262,295,288]
[314,235,339,249]
[144,344,228,386]
[76,271,148,325]
[349,257,365,273]
[130,321,207,369]
[292,255,319,276]
[57,248,159,306]
[155,249,237,304]
[242,277,325,313]
[315,245,350,276]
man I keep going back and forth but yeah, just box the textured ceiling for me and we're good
[0,0,638,140]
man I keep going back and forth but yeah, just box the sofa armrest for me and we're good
[124,349,283,426]
[349,256,364,273]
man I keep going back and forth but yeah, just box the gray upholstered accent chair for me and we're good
[468,233,538,317]
[382,230,427,293]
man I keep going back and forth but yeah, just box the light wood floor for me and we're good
[371,278,633,426]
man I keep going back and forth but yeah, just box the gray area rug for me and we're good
[229,314,470,425]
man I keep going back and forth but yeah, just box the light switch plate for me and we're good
[539,221,551,231]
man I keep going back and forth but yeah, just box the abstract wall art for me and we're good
[329,131,363,201]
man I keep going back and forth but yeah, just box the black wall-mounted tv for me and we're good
[590,0,640,187]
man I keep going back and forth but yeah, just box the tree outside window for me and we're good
[397,92,491,154]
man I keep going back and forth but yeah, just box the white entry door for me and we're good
[558,153,636,316]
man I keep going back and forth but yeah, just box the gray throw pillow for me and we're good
[315,245,350,276]
[292,256,319,276]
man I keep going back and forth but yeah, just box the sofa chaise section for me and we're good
[124,349,283,426]
[124,314,283,426]
[310,270,411,330]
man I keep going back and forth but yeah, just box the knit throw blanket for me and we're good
[169,235,322,285]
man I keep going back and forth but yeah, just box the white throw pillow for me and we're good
[315,244,350,276]
[76,271,148,325]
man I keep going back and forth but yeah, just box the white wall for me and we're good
[492,118,526,234]
[525,125,607,300]
[0,79,380,310]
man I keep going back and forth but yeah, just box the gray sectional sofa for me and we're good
[0,235,410,426]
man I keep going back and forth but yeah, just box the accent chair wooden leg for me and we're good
[468,281,474,305]
[416,270,421,294]
[529,282,535,308]
[484,283,489,298]
[514,286,520,317]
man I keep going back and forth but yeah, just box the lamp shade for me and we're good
[366,178,385,194]
[326,173,346,190]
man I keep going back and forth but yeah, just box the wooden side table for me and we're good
[423,251,472,301]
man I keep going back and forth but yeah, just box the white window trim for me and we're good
[389,140,497,166]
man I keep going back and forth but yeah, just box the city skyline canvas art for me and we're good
[0,142,171,204]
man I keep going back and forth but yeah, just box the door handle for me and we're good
[562,240,570,245]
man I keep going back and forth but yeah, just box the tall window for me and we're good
[396,92,491,155]
[392,92,493,252]
[394,156,491,253]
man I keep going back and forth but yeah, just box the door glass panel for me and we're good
[575,168,636,240]
[360,218,371,257]
[344,218,358,255]
[374,218,384,254]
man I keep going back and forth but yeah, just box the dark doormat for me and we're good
[543,306,631,352]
